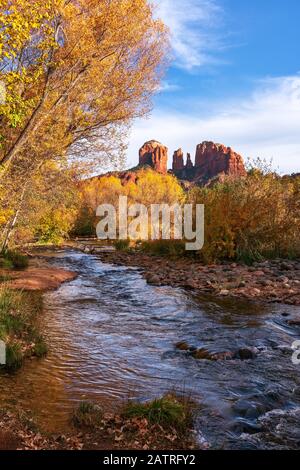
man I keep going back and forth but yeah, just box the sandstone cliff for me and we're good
[172,141,247,184]
[93,139,247,188]
[139,140,168,174]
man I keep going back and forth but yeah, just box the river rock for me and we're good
[232,400,263,419]
[278,276,290,283]
[250,288,261,296]
[220,289,230,296]
[191,348,212,360]
[175,341,190,351]
[234,348,257,360]
[145,274,161,285]
[287,318,300,326]
[231,418,262,435]
[253,271,265,277]
[211,351,235,361]
[191,349,235,361]
[280,262,294,271]
[259,279,273,287]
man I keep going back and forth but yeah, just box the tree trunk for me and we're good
[0,184,28,252]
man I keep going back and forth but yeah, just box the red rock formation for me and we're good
[139,140,168,174]
[194,141,247,179]
[186,153,194,169]
[98,140,246,188]
[118,171,139,185]
[172,148,184,171]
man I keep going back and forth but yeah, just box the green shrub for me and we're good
[140,240,186,257]
[72,401,103,428]
[5,342,23,370]
[2,250,29,269]
[0,288,45,370]
[114,239,131,251]
[32,336,48,358]
[122,394,193,431]
[0,257,13,269]
[71,206,96,237]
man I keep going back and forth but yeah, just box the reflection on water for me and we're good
[0,250,300,449]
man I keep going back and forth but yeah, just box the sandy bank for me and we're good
[1,266,77,291]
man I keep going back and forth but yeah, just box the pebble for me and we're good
[278,276,290,283]
[251,288,261,295]
[253,271,265,277]
[259,279,273,286]
[220,289,230,296]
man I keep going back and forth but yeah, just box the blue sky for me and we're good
[127,0,300,174]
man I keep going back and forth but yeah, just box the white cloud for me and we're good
[156,0,223,70]
[127,75,300,174]
[157,81,181,92]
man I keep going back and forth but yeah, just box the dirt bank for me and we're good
[1,266,77,291]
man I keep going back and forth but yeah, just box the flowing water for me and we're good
[1,250,300,449]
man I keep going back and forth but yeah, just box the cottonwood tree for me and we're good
[0,0,169,247]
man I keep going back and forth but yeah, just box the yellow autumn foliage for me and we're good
[74,168,185,237]
[0,0,169,248]
[188,172,300,263]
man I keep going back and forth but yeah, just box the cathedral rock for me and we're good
[139,140,168,174]
[95,140,246,188]
[172,141,247,183]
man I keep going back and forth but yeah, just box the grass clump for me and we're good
[1,250,29,270]
[0,257,13,269]
[113,239,131,251]
[122,393,193,432]
[140,240,186,258]
[5,342,23,369]
[0,287,46,370]
[32,336,48,358]
[72,401,103,428]
[0,274,12,283]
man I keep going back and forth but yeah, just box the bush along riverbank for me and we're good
[0,287,47,370]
